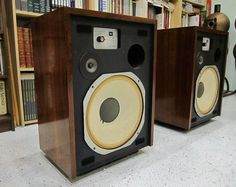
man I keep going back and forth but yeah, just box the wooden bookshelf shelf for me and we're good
[184,0,205,7]
[0,0,14,132]
[25,119,38,125]
[16,10,43,18]
[20,67,34,72]
[182,11,195,15]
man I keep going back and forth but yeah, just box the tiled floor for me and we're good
[0,96,236,187]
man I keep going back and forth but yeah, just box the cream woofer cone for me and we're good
[85,74,144,150]
[195,66,220,117]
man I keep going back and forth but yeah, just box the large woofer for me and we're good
[83,72,145,155]
[195,66,220,117]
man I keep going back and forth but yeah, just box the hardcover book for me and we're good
[0,40,4,75]
[17,27,26,68]
[0,81,7,115]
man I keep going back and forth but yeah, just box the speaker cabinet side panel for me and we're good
[219,33,228,115]
[32,9,76,178]
[155,28,196,129]
[150,27,157,145]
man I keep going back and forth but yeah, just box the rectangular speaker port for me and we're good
[81,156,95,166]
[135,138,145,146]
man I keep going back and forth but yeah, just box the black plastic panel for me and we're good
[70,15,154,175]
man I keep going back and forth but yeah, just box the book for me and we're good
[29,29,34,67]
[0,80,7,115]
[135,0,148,18]
[17,27,26,68]
[21,76,37,121]
[20,0,28,11]
[40,0,46,13]
[23,28,33,68]
[33,0,40,13]
[0,40,4,75]
[16,0,21,10]
[188,15,200,26]
[27,0,34,12]
[123,0,130,15]
[45,0,51,12]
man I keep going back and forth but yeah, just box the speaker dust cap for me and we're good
[195,66,220,117]
[83,72,145,155]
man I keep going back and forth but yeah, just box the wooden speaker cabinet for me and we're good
[155,27,228,130]
[32,8,156,179]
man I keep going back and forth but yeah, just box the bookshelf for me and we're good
[16,10,43,17]
[4,0,39,126]
[0,0,14,132]
[3,0,208,127]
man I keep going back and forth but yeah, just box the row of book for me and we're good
[181,12,206,27]
[51,0,138,16]
[16,0,50,13]
[17,27,34,68]
[51,0,175,18]
[188,0,204,4]
[148,0,175,29]
[0,80,7,115]
[21,78,37,121]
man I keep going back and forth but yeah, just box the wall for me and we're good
[212,0,236,90]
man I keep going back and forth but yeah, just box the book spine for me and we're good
[21,80,27,121]
[0,81,7,115]
[132,1,136,16]
[45,0,51,11]
[27,0,34,12]
[25,79,29,121]
[17,27,26,68]
[23,28,32,68]
[31,80,34,120]
[21,0,28,11]
[29,29,34,68]
[70,0,75,8]
[102,0,107,12]
[29,80,33,120]
[40,0,46,13]
[33,0,40,13]
[0,40,4,75]
[123,0,129,15]
[32,80,37,120]
[16,0,22,10]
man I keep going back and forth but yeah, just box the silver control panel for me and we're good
[202,37,210,51]
[93,27,118,49]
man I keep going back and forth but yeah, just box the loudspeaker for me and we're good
[32,8,156,179]
[155,27,228,130]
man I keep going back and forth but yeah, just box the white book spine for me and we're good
[0,81,7,115]
[136,0,148,18]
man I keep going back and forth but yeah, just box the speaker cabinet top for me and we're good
[156,26,228,35]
